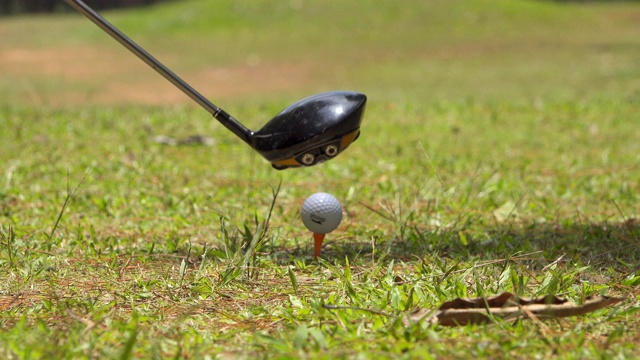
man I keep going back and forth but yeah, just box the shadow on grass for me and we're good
[283,219,640,270]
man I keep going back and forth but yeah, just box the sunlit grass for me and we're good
[1,0,640,358]
[1,97,639,358]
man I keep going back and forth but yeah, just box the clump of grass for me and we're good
[2,0,640,357]
[217,181,281,286]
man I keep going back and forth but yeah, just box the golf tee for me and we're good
[313,233,325,259]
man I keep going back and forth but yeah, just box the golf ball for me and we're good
[301,192,343,234]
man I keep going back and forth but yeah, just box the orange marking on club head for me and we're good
[313,233,325,259]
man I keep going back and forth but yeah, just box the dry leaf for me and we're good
[404,292,625,327]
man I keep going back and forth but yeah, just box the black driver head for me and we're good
[251,91,366,170]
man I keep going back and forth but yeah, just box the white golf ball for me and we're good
[301,192,343,234]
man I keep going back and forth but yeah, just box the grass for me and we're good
[1,0,640,358]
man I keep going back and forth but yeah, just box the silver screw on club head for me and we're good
[325,145,339,157]
[301,153,315,165]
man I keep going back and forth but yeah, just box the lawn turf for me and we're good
[1,0,639,358]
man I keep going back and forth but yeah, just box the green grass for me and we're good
[1,0,640,358]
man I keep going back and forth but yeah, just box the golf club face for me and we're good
[252,91,367,170]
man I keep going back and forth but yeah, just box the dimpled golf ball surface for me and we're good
[301,192,342,234]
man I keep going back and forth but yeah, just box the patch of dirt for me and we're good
[0,47,127,79]
[103,61,317,105]
[1,45,319,106]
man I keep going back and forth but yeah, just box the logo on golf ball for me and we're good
[310,214,327,225]
[301,192,342,234]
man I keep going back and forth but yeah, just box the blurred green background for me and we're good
[1,0,639,110]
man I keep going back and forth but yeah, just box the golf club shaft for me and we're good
[64,0,254,144]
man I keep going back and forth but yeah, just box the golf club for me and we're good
[64,0,366,169]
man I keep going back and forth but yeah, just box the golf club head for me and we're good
[251,91,366,170]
